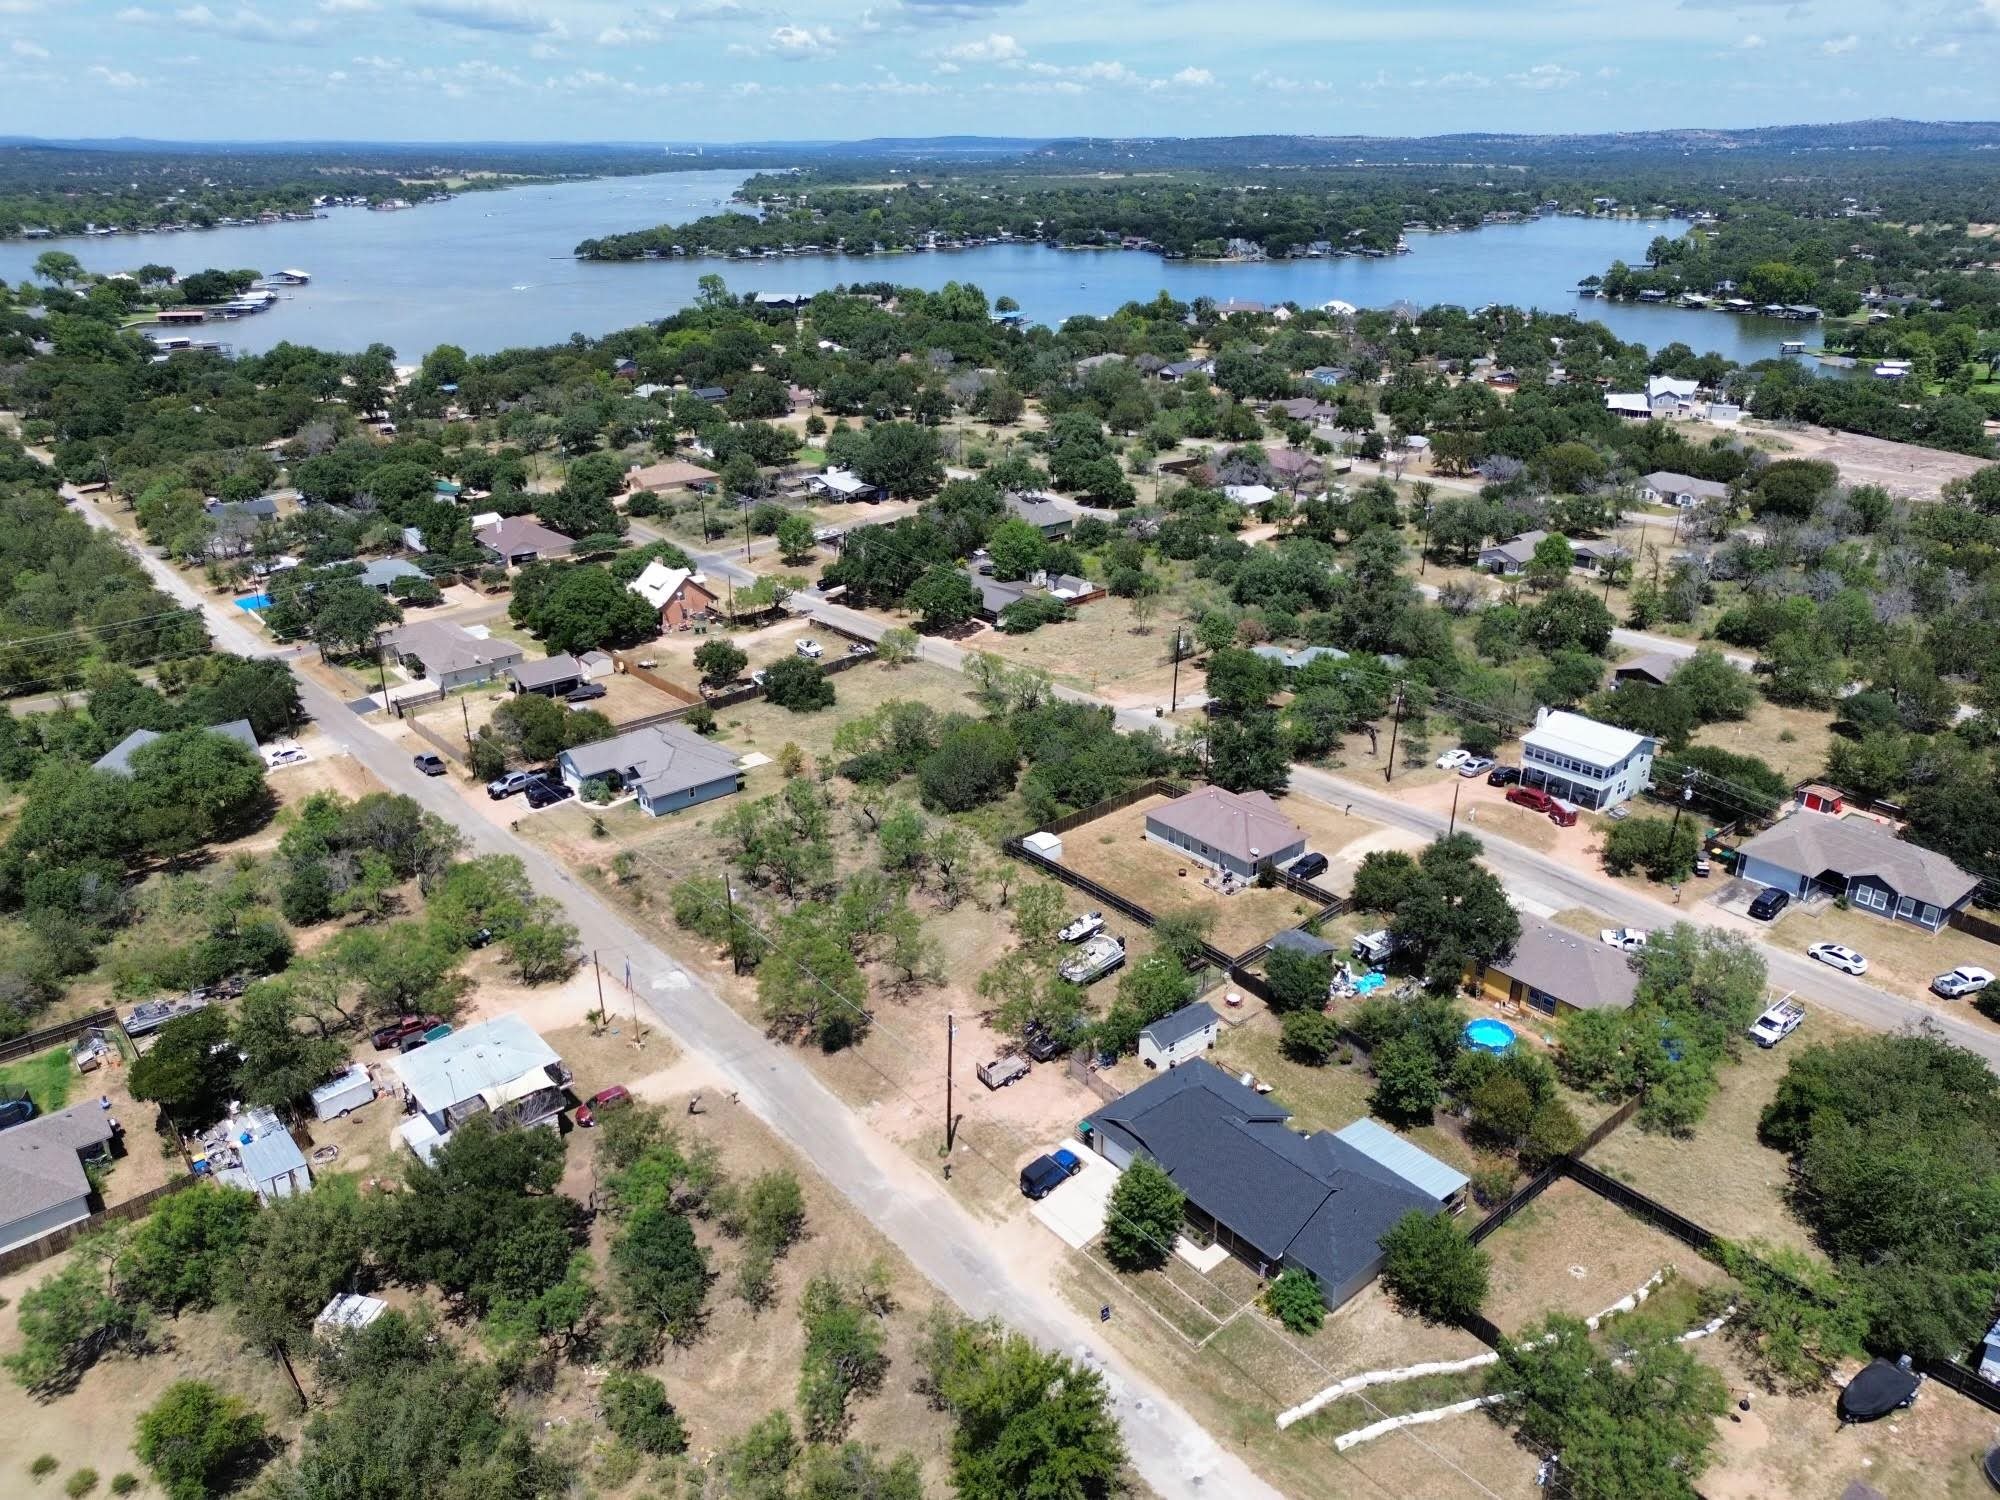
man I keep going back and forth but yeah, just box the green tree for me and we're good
[1262,1267,1326,1333]
[4,1238,147,1393]
[1011,882,1067,950]
[599,1371,688,1455]
[797,1277,889,1442]
[1370,1033,1442,1123]
[856,422,945,500]
[1380,1210,1490,1322]
[1280,1009,1342,1065]
[1264,944,1332,1014]
[119,1188,260,1315]
[774,511,817,562]
[610,1204,710,1352]
[693,637,750,688]
[1525,532,1576,591]
[129,1007,238,1129]
[906,565,982,631]
[133,1380,266,1500]
[758,906,869,1050]
[761,656,836,712]
[985,517,1047,581]
[1103,1158,1184,1272]
[1601,816,1698,882]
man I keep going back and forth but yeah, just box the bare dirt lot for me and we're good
[1730,420,1992,500]
[1691,697,1838,787]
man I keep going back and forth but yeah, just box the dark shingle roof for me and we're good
[1140,1000,1218,1051]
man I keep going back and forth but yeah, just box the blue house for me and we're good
[557,722,743,817]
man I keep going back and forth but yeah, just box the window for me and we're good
[1895,895,1916,921]
[1921,904,1941,928]
[1527,988,1558,1016]
[1853,885,1888,912]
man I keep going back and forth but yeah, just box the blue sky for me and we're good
[1,0,1996,142]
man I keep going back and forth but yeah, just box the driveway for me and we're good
[1030,1141,1120,1249]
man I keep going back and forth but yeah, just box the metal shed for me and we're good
[311,1064,375,1122]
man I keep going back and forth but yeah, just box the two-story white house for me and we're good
[1518,709,1655,813]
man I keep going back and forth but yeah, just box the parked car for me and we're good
[750,669,770,689]
[1058,911,1105,944]
[0,1097,36,1131]
[1485,765,1520,787]
[795,638,824,660]
[1547,800,1579,828]
[564,682,608,704]
[1605,803,1631,821]
[413,752,447,776]
[1808,942,1869,976]
[577,1085,631,1127]
[1019,1147,1083,1200]
[1024,1020,1083,1063]
[1599,927,1648,953]
[1457,756,1495,778]
[1747,887,1791,922]
[1435,748,1471,771]
[467,926,495,950]
[1748,998,1807,1048]
[1693,851,1712,877]
[262,743,309,768]
[1505,785,1555,815]
[1932,966,1995,999]
[371,1014,442,1051]
[525,776,574,809]
[977,1056,1029,1090]
[1287,851,1329,881]
[487,770,536,800]
[847,642,873,657]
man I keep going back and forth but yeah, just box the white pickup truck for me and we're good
[1748,997,1807,1048]
[1059,934,1126,986]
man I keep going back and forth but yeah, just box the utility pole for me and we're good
[373,627,388,700]
[1448,777,1461,837]
[724,878,741,975]
[1170,628,1186,713]
[1667,766,1697,863]
[743,506,753,562]
[944,1012,956,1155]
[1383,685,1405,784]
[591,948,606,1028]
[460,696,473,754]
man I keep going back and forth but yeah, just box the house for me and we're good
[627,560,718,629]
[1469,913,1641,1020]
[1085,1061,1462,1306]
[204,495,277,523]
[1733,814,1980,932]
[557,722,743,816]
[1003,492,1074,539]
[1569,537,1631,576]
[1610,651,1680,689]
[1138,1001,1220,1071]
[392,1014,570,1163]
[201,496,279,557]
[508,655,584,697]
[1214,298,1269,318]
[690,385,729,403]
[1145,786,1307,878]
[1074,352,1126,374]
[477,516,575,567]
[1519,708,1655,811]
[1604,392,1651,419]
[1648,376,1699,417]
[806,468,882,503]
[0,1103,119,1253]
[1225,484,1277,509]
[1268,397,1342,425]
[1641,471,1730,510]
[1265,448,1324,487]
[1157,359,1214,383]
[1251,645,1350,673]
[1306,366,1348,386]
[93,719,258,777]
[1477,530,1551,575]
[357,557,425,594]
[626,458,718,494]
[1332,1118,1470,1214]
[383,620,524,690]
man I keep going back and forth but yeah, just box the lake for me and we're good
[0,169,1804,367]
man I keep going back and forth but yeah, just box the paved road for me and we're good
[65,490,1278,1500]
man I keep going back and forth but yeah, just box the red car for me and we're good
[576,1085,631,1127]
[371,1015,443,1051]
[1505,784,1577,828]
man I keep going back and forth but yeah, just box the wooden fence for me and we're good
[0,1008,118,1065]
[612,652,702,706]
[0,1176,200,1277]
[406,715,467,766]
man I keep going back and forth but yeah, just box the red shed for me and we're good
[1799,783,1845,816]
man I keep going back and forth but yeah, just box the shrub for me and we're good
[134,1381,266,1500]
[1262,1268,1326,1333]
[760,656,835,712]
[1280,1010,1341,1066]
[1380,1211,1490,1323]
[600,1371,689,1456]
[109,1478,139,1497]
[64,1471,98,1498]
[1264,945,1332,1014]
[32,1456,58,1481]
[1103,1159,1184,1272]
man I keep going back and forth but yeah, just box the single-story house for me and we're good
[384,620,524,690]
[626,458,717,494]
[1734,814,1981,931]
[1569,537,1631,576]
[1267,397,1341,425]
[1157,359,1214,383]
[1265,448,1324,486]
[1145,786,1307,879]
[1215,298,1268,318]
[0,1102,118,1253]
[1520,708,1655,812]
[627,560,718,629]
[1641,470,1731,510]
[1333,1118,1470,1214]
[1605,392,1651,419]
[1610,651,1680,689]
[557,722,743,816]
[1477,530,1551,575]
[806,469,882,503]
[1225,484,1277,509]
[357,557,426,593]
[93,718,258,777]
[393,1014,570,1162]
[1085,1061,1462,1306]
[690,385,729,403]
[1469,913,1641,1020]
[204,496,278,522]
[1003,492,1074,539]
[508,655,584,697]
[1251,645,1350,673]
[1138,1001,1220,1071]
[477,516,575,567]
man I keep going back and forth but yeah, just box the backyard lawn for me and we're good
[1690,696,1838,787]
[0,1045,73,1114]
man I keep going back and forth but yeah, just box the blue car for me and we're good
[1019,1147,1083,1200]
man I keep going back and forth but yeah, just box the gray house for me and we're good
[508,655,584,697]
[477,516,575,567]
[0,1103,118,1253]
[357,557,426,593]
[384,620,524,691]
[93,719,258,777]
[1003,492,1075,539]
[557,722,743,817]
[1734,814,1981,932]
[1086,1062,1464,1307]
[1144,786,1307,878]
[1641,471,1731,510]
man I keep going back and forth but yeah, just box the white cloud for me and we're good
[1929,39,1961,55]
[1737,32,1765,48]
[116,4,322,43]
[1166,66,1214,87]
[408,0,562,36]
[89,63,145,86]
[10,35,47,56]
[597,23,660,44]
[1435,70,1494,88]
[1507,62,1578,90]
[768,23,837,56]
[1821,33,1858,53]
[934,31,1022,63]
[1252,71,1331,93]
[317,0,377,12]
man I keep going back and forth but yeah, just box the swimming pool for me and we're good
[1463,1018,1517,1054]
[234,594,272,612]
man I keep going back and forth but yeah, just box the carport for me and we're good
[1029,1139,1120,1249]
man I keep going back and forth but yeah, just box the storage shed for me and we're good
[1022,830,1063,861]
[311,1065,375,1123]
[1138,1001,1220,1071]
[240,1129,312,1203]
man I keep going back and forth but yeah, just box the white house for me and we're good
[392,1015,570,1163]
[1224,483,1277,509]
[1519,708,1656,812]
[1138,1001,1220,1071]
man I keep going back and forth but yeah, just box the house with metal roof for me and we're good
[0,1103,118,1253]
[557,722,743,817]
[356,557,426,593]
[1469,913,1641,1020]
[1610,651,1682,689]
[627,561,718,629]
[392,1014,570,1163]
[1519,708,1655,811]
[1003,492,1074,538]
[1735,813,1981,932]
[1145,786,1307,878]
[626,458,717,493]
[1333,1118,1470,1211]
[93,719,258,777]
[238,1129,312,1203]
[805,468,881,502]
[1085,1061,1458,1306]
[1138,1000,1220,1071]
[384,620,524,690]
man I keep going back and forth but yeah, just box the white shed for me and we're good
[316,1293,388,1335]
[1137,1001,1220,1071]
[311,1064,375,1122]
[1022,830,1063,861]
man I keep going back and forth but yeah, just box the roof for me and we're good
[239,1128,308,1187]
[1648,375,1700,400]
[1488,914,1641,1013]
[1252,644,1350,671]
[1147,786,1306,865]
[1738,814,1981,910]
[627,560,713,612]
[1091,1062,1436,1291]
[1522,709,1652,767]
[508,654,583,691]
[1613,651,1681,685]
[1642,470,1730,501]
[205,496,277,519]
[964,569,1030,616]
[628,458,716,491]
[1267,927,1336,957]
[316,1293,387,1331]
[562,721,740,802]
[1004,492,1072,530]
[1266,448,1323,479]
[0,1103,114,1226]
[1480,529,1549,565]
[384,620,522,677]
[1605,392,1650,414]
[392,1014,562,1117]
[93,719,257,776]
[357,557,424,590]
[1140,1000,1220,1051]
[1332,1117,1470,1203]
[1225,484,1277,507]
[311,1064,372,1108]
[813,468,874,498]
[477,516,575,559]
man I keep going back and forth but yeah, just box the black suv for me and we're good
[525,776,575,809]
[1486,765,1521,787]
[564,682,607,704]
[1747,887,1791,921]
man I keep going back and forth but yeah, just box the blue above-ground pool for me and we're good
[234,593,273,612]
[1464,1018,1517,1054]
